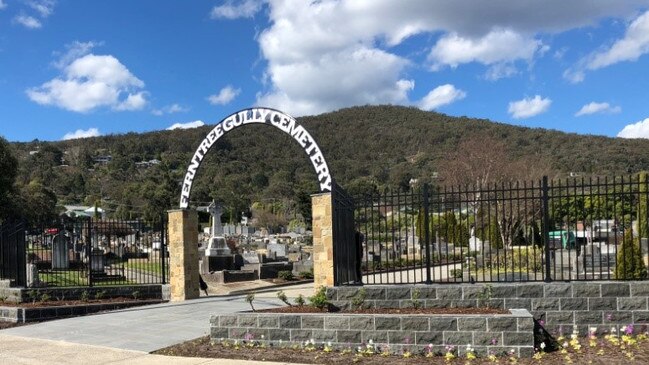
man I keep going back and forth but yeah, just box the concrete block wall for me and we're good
[0,284,163,303]
[327,282,649,336]
[210,310,534,357]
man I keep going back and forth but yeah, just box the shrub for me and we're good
[308,286,329,310]
[277,271,294,281]
[276,290,291,306]
[450,268,463,279]
[294,294,306,306]
[245,293,256,312]
[299,270,314,279]
[615,230,648,280]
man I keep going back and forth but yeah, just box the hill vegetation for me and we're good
[6,105,649,227]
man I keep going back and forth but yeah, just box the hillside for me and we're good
[9,105,649,224]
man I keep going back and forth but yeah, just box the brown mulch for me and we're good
[152,335,649,364]
[0,322,27,330]
[0,297,152,308]
[259,306,508,315]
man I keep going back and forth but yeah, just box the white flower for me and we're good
[310,338,315,345]
[368,339,374,345]
[611,327,618,334]
[540,342,546,350]
[261,335,265,339]
[621,326,627,333]
[563,341,569,348]
[358,346,363,352]
[327,341,332,347]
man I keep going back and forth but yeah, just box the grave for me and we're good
[51,232,70,269]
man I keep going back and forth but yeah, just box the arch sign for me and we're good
[179,107,333,208]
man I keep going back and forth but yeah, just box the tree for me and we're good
[437,135,553,248]
[0,136,19,219]
[18,180,59,224]
[615,229,648,280]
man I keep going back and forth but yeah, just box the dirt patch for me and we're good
[0,322,29,330]
[153,335,649,365]
[258,306,508,315]
[0,297,154,308]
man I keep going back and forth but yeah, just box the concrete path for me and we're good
[0,283,314,352]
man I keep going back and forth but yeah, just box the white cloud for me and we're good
[208,86,241,105]
[567,10,649,82]
[52,41,100,69]
[618,118,649,139]
[589,10,649,69]
[152,103,189,116]
[166,120,205,130]
[0,0,7,10]
[428,29,543,71]
[62,128,101,140]
[26,54,147,113]
[575,102,621,116]
[29,0,55,18]
[14,14,42,29]
[211,0,263,19]
[418,84,466,111]
[508,95,552,119]
[209,1,649,116]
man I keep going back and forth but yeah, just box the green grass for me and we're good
[124,260,169,276]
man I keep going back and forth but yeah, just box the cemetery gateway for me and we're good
[179,107,333,208]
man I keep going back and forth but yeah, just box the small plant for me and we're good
[294,294,306,306]
[39,292,51,303]
[245,292,256,312]
[132,290,141,300]
[411,288,421,309]
[451,268,463,279]
[80,290,90,302]
[478,284,494,307]
[308,286,329,310]
[277,271,294,281]
[299,270,314,279]
[0,295,7,303]
[27,289,38,304]
[276,290,292,306]
[351,288,367,309]
[95,290,107,300]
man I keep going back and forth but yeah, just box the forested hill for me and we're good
[9,105,649,223]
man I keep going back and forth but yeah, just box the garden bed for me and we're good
[154,331,649,364]
[259,306,508,315]
[0,298,164,323]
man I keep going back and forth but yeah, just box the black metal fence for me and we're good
[332,182,361,285]
[0,216,168,287]
[352,174,649,285]
[0,220,27,287]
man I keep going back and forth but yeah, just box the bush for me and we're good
[450,268,463,278]
[299,270,314,279]
[615,230,648,280]
[309,286,329,310]
[277,271,294,281]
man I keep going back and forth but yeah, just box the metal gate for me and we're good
[0,220,27,287]
[332,182,361,285]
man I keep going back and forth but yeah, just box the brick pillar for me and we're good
[167,209,199,301]
[312,193,334,288]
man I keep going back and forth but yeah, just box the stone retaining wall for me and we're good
[0,284,163,303]
[210,309,534,357]
[326,282,649,336]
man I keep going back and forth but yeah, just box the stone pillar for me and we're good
[312,193,334,288]
[168,209,199,301]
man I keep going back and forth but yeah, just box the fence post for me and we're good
[160,215,167,284]
[542,176,552,282]
[86,218,93,287]
[423,184,433,284]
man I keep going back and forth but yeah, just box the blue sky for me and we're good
[2,1,649,142]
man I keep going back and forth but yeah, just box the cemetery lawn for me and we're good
[152,334,649,364]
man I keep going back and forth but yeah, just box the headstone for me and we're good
[26,263,40,287]
[468,235,483,252]
[267,243,287,258]
[52,233,70,269]
[243,252,261,264]
[205,200,231,256]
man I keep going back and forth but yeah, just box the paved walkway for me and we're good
[0,283,315,364]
